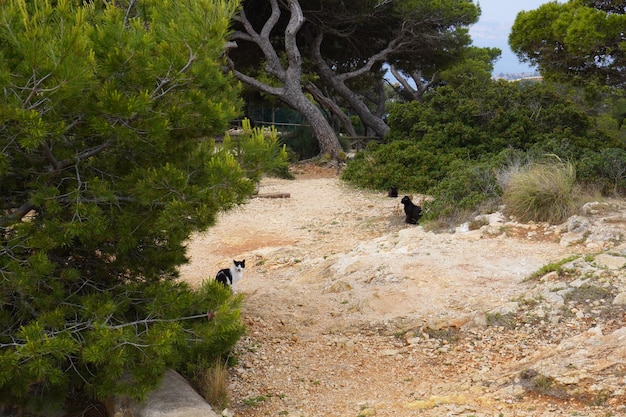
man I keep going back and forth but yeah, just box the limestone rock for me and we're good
[560,232,586,247]
[581,201,615,215]
[594,253,626,270]
[566,215,591,234]
[487,302,519,316]
[613,292,626,305]
[518,327,626,399]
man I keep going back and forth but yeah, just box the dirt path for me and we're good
[179,165,618,417]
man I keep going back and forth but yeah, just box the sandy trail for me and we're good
[179,167,606,417]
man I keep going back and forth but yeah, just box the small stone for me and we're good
[541,271,559,281]
[569,278,590,288]
[406,337,421,346]
[344,340,356,352]
[613,292,626,305]
[560,232,586,247]
[594,254,626,270]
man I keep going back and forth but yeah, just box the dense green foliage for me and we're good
[233,0,481,81]
[0,0,287,412]
[510,0,626,87]
[228,0,487,141]
[342,80,626,223]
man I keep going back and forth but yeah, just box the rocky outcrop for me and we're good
[179,178,626,416]
[559,201,626,250]
[518,326,626,405]
[489,243,626,407]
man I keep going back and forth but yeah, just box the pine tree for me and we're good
[0,0,287,412]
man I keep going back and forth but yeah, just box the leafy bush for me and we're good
[0,279,245,412]
[502,161,578,224]
[576,148,626,195]
[342,140,454,192]
[281,125,320,160]
[423,159,501,224]
[344,79,626,225]
[224,119,291,180]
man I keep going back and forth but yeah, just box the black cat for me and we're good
[400,196,422,224]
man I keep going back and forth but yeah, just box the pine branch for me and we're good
[0,202,35,227]
[107,313,211,330]
[151,44,197,100]
[0,312,214,348]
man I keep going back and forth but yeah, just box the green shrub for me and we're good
[341,140,453,192]
[423,159,501,223]
[281,125,319,160]
[0,0,256,411]
[503,160,578,224]
[345,79,626,225]
[577,148,626,195]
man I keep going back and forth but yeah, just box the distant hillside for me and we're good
[493,71,542,81]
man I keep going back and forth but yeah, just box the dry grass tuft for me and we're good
[200,359,230,410]
[503,161,578,224]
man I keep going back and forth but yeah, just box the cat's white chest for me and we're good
[230,265,244,286]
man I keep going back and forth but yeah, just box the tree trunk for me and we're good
[389,65,437,102]
[305,82,358,137]
[281,89,343,158]
[310,34,390,138]
[316,64,390,138]
[227,0,342,158]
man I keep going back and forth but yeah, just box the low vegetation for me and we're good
[525,255,580,281]
[342,81,626,227]
[197,359,231,410]
[564,284,614,305]
[503,160,578,224]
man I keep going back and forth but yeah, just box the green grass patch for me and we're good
[564,284,613,305]
[485,312,516,329]
[525,255,580,281]
[242,395,268,407]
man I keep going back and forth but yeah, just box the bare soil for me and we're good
[179,163,622,417]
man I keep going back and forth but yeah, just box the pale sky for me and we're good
[470,0,555,74]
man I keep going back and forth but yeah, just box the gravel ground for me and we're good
[179,163,626,417]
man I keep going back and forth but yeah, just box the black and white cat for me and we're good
[215,259,245,292]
